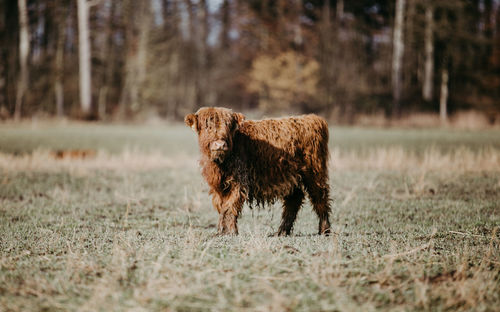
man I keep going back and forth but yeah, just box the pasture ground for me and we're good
[0,123,499,311]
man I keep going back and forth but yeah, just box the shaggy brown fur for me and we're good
[185,107,331,235]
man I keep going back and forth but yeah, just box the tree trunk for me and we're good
[162,0,181,119]
[336,0,344,22]
[54,5,66,118]
[98,0,116,120]
[319,0,335,116]
[422,5,434,102]
[439,68,448,124]
[182,0,207,110]
[118,1,136,117]
[491,2,500,67]
[0,59,4,112]
[135,0,150,112]
[15,0,29,121]
[77,0,92,116]
[137,25,149,85]
[403,0,415,92]
[220,0,230,49]
[3,1,18,115]
[54,40,64,118]
[392,0,405,116]
[276,0,285,44]
[183,0,196,42]
[119,0,150,116]
[292,0,303,47]
[0,0,6,111]
[195,0,208,108]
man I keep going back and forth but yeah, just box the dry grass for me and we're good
[1,145,498,174]
[333,146,500,172]
[450,110,495,130]
[0,149,196,173]
[354,110,498,129]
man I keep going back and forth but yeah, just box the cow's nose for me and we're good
[210,140,227,151]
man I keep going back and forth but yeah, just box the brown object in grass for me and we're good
[51,149,97,159]
[185,107,331,235]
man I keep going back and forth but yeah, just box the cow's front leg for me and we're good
[218,211,238,235]
[213,185,244,235]
[211,194,226,234]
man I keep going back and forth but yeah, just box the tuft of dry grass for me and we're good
[0,148,197,173]
[354,112,389,128]
[450,110,493,130]
[395,113,442,128]
[354,110,497,129]
[332,146,500,172]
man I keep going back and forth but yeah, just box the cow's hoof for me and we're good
[319,219,331,236]
[217,229,238,236]
[319,227,332,236]
[275,229,291,236]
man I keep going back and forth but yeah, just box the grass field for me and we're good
[0,123,499,311]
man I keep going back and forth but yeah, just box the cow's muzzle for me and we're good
[210,140,228,152]
[210,140,229,163]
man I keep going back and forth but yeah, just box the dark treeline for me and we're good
[0,0,499,122]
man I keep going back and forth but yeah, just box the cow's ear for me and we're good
[233,112,245,126]
[185,113,198,132]
[232,112,245,131]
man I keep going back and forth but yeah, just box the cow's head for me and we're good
[185,107,245,164]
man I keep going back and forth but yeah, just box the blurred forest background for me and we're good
[0,0,499,124]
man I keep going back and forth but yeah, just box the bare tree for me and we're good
[15,0,29,121]
[97,0,116,120]
[77,0,91,115]
[336,0,344,21]
[439,68,448,123]
[137,2,150,93]
[54,4,66,118]
[198,0,210,107]
[180,0,210,110]
[220,0,230,49]
[392,0,405,116]
[422,4,434,102]
[0,1,7,112]
[183,0,196,41]
[119,0,151,116]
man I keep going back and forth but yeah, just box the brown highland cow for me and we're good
[185,107,331,235]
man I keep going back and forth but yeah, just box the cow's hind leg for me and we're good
[277,188,305,236]
[304,174,331,235]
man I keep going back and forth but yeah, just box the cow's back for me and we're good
[231,114,329,205]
